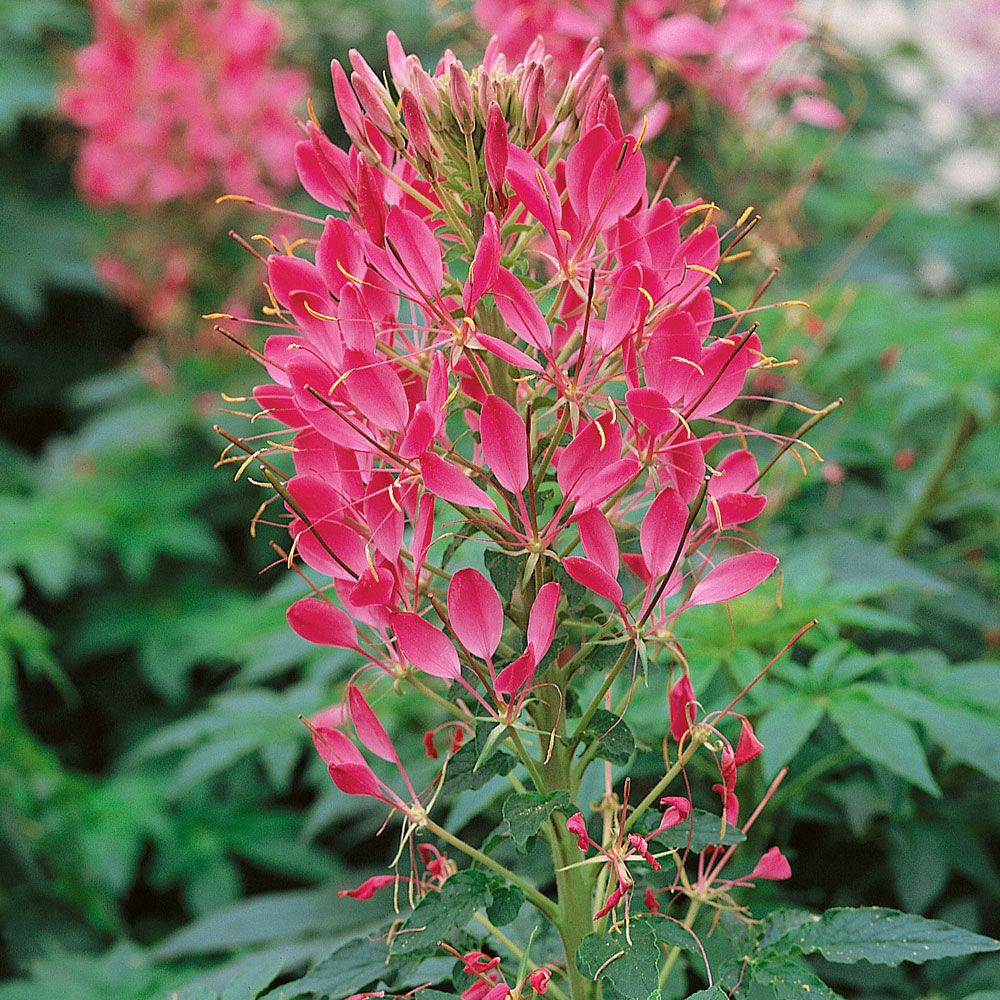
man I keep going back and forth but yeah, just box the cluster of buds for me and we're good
[60,0,308,337]
[472,0,844,135]
[218,29,822,995]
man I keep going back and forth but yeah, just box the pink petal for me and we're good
[640,485,688,579]
[557,411,622,500]
[749,846,792,881]
[527,581,561,659]
[494,646,536,695]
[789,95,845,129]
[338,874,397,900]
[734,717,764,766]
[420,452,496,511]
[287,598,358,649]
[342,350,409,432]
[709,492,767,529]
[669,674,697,742]
[348,684,396,762]
[448,568,504,660]
[492,267,552,352]
[599,261,645,352]
[576,508,619,578]
[391,611,461,679]
[506,145,562,236]
[384,206,443,301]
[475,332,545,373]
[481,394,528,492]
[686,332,760,419]
[573,459,639,513]
[563,556,623,606]
[329,761,383,799]
[465,212,501,313]
[364,470,404,561]
[625,387,678,436]
[687,552,778,607]
[711,449,759,496]
[311,725,365,768]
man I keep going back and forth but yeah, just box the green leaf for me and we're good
[757,695,826,779]
[220,954,284,1000]
[576,921,661,1000]
[828,692,941,796]
[392,871,494,958]
[683,990,728,1000]
[484,549,524,603]
[502,791,572,852]
[572,709,636,765]
[277,936,393,998]
[751,958,841,999]
[776,907,999,967]
[485,883,524,927]
[438,734,515,797]
[648,810,745,852]
[651,919,702,953]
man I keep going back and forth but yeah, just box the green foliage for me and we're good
[576,921,662,1000]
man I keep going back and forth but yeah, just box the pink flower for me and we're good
[748,846,792,881]
[528,968,551,995]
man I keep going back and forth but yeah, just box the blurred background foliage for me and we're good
[0,2,997,999]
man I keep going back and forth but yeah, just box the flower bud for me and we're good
[449,62,475,134]
[402,88,433,164]
[331,59,364,146]
[356,158,387,246]
[485,101,509,191]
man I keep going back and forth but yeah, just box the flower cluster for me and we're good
[61,0,308,336]
[473,0,844,134]
[221,31,815,997]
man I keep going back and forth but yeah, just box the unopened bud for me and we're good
[485,101,509,191]
[402,88,433,163]
[356,159,387,246]
[449,63,475,134]
[351,70,400,145]
[331,59,364,146]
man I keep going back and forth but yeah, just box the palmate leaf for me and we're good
[502,790,572,852]
[572,708,636,765]
[391,870,494,958]
[576,921,661,1000]
[767,907,999,967]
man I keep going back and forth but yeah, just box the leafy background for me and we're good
[0,1,998,998]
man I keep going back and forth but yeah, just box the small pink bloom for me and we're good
[528,968,551,995]
[449,568,504,660]
[391,611,462,680]
[566,812,591,852]
[734,717,764,766]
[749,846,792,881]
[669,674,697,742]
[338,874,397,900]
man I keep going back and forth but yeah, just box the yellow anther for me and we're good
[686,263,722,283]
[220,392,249,402]
[638,286,655,309]
[250,234,279,252]
[722,250,752,263]
[216,193,254,204]
[713,297,736,313]
[203,312,235,321]
[328,369,354,393]
[736,205,755,227]
[303,300,338,322]
[681,202,719,218]
[670,408,694,440]
[556,229,573,241]
[595,419,607,451]
[708,494,723,532]
[388,481,403,513]
[636,115,649,151]
[307,97,321,128]
[337,259,362,283]
[264,282,282,315]
[671,356,705,376]
[444,384,461,409]
[774,299,811,309]
[366,546,379,580]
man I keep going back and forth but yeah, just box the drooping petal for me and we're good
[329,761,384,799]
[563,556,623,606]
[557,411,622,500]
[711,449,759,496]
[734,717,764,766]
[480,394,529,493]
[625,387,678,436]
[338,874,397,900]
[287,598,358,649]
[348,684,396,762]
[640,486,688,579]
[420,452,496,510]
[526,581,561,659]
[383,206,444,301]
[448,568,504,660]
[687,552,778,607]
[391,611,461,680]
[475,332,546,373]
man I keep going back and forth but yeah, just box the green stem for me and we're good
[889,407,978,554]
[622,730,708,837]
[568,641,634,747]
[658,898,702,989]
[422,817,560,922]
